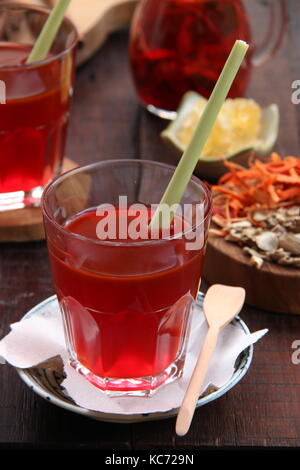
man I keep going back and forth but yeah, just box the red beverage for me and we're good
[0,3,77,209]
[129,0,252,113]
[42,160,212,395]
[0,43,71,193]
[48,207,204,389]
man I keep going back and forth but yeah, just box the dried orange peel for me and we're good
[211,153,300,229]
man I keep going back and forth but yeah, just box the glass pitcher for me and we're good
[129,0,287,118]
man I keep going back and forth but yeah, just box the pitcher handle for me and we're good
[251,0,287,67]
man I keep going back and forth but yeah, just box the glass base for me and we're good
[69,353,186,397]
[0,186,44,212]
[146,104,177,121]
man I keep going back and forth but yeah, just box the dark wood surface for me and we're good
[1,0,300,451]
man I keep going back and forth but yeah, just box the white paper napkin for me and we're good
[0,297,267,414]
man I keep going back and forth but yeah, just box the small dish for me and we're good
[161,91,279,181]
[15,293,252,423]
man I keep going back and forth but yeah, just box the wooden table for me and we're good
[1,0,300,452]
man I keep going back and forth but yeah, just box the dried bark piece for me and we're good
[255,232,279,251]
[278,233,300,255]
[243,247,264,269]
[214,206,300,269]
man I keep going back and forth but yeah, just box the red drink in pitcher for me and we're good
[129,0,286,117]
[129,0,252,114]
[42,160,212,396]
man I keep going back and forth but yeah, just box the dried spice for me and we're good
[223,207,300,267]
[211,153,300,268]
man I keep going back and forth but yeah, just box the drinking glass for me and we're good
[42,160,212,396]
[0,3,78,210]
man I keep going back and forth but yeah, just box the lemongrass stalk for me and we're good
[150,40,249,229]
[27,0,72,64]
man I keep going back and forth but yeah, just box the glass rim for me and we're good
[0,2,79,71]
[42,159,212,247]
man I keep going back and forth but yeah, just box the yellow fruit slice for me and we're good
[162,92,279,161]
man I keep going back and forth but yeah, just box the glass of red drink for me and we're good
[129,0,286,118]
[0,3,78,210]
[42,160,211,396]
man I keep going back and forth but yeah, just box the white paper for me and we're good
[0,298,267,415]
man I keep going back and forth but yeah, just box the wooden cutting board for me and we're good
[203,235,300,315]
[8,0,138,65]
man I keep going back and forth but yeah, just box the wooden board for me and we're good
[203,234,300,315]
[8,0,138,65]
[0,158,77,243]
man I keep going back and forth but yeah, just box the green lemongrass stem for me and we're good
[26,0,72,64]
[150,40,249,230]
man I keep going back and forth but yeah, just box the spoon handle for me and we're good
[176,326,219,436]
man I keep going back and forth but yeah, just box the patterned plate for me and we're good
[16,293,253,423]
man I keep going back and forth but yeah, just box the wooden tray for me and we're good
[9,0,138,65]
[0,158,77,243]
[203,235,300,315]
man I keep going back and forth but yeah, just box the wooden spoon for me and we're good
[175,284,246,436]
